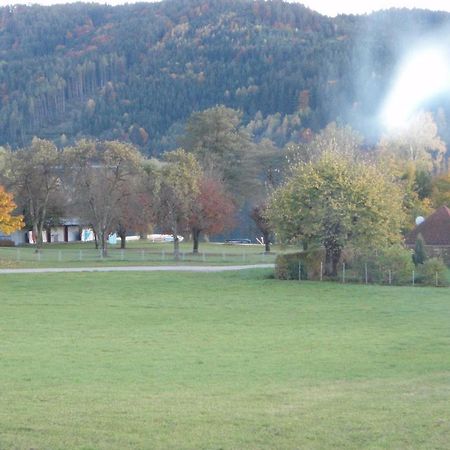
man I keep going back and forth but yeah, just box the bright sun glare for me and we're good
[380,46,450,130]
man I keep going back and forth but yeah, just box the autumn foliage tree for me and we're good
[189,177,235,254]
[0,186,23,235]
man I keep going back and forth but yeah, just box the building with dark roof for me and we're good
[405,206,450,264]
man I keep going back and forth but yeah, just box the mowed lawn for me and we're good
[0,270,449,449]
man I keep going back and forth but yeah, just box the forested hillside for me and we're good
[1,0,450,153]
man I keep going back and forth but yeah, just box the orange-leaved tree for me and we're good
[0,186,23,234]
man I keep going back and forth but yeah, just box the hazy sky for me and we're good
[1,0,450,17]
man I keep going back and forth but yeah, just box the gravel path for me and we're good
[0,264,274,275]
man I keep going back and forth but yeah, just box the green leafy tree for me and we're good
[181,106,264,202]
[156,149,202,259]
[432,170,450,208]
[267,152,405,275]
[4,138,64,250]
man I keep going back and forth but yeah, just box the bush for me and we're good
[349,246,414,285]
[377,246,415,285]
[275,250,324,280]
[0,239,15,247]
[413,234,427,265]
[417,258,449,286]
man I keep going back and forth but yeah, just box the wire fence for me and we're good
[294,261,449,287]
[0,247,276,266]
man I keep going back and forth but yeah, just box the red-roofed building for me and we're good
[405,206,450,264]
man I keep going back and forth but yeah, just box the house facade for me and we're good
[405,206,450,264]
[0,218,82,246]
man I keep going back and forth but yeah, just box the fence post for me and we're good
[298,262,301,281]
[412,270,415,286]
[342,263,345,283]
[388,269,392,285]
[320,261,323,281]
[141,249,145,261]
[365,263,368,285]
[436,271,438,287]
[121,249,124,261]
[58,250,62,262]
[202,252,205,262]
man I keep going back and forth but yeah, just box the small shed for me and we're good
[405,206,450,264]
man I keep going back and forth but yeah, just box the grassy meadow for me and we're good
[0,269,449,449]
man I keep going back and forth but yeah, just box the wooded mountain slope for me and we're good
[1,0,450,152]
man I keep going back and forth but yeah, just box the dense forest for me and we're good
[1,0,450,153]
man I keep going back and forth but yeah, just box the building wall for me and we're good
[0,231,26,245]
[425,245,450,265]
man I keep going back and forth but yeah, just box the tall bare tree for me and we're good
[66,139,143,257]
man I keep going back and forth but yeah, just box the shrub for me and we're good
[0,239,15,247]
[275,250,324,280]
[413,234,427,265]
[349,246,414,285]
[377,246,415,285]
[417,258,449,286]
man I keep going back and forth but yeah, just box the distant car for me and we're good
[225,238,252,244]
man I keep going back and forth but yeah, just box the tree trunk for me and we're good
[93,230,99,249]
[325,245,341,276]
[192,228,201,254]
[263,231,270,253]
[173,235,180,261]
[99,230,108,257]
[33,222,42,252]
[117,226,127,249]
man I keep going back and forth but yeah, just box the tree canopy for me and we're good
[0,186,23,234]
[267,151,405,275]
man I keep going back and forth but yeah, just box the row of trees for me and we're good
[2,105,450,271]
[0,137,240,258]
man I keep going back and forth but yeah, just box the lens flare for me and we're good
[380,46,450,130]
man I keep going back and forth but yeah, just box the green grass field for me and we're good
[1,269,449,449]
